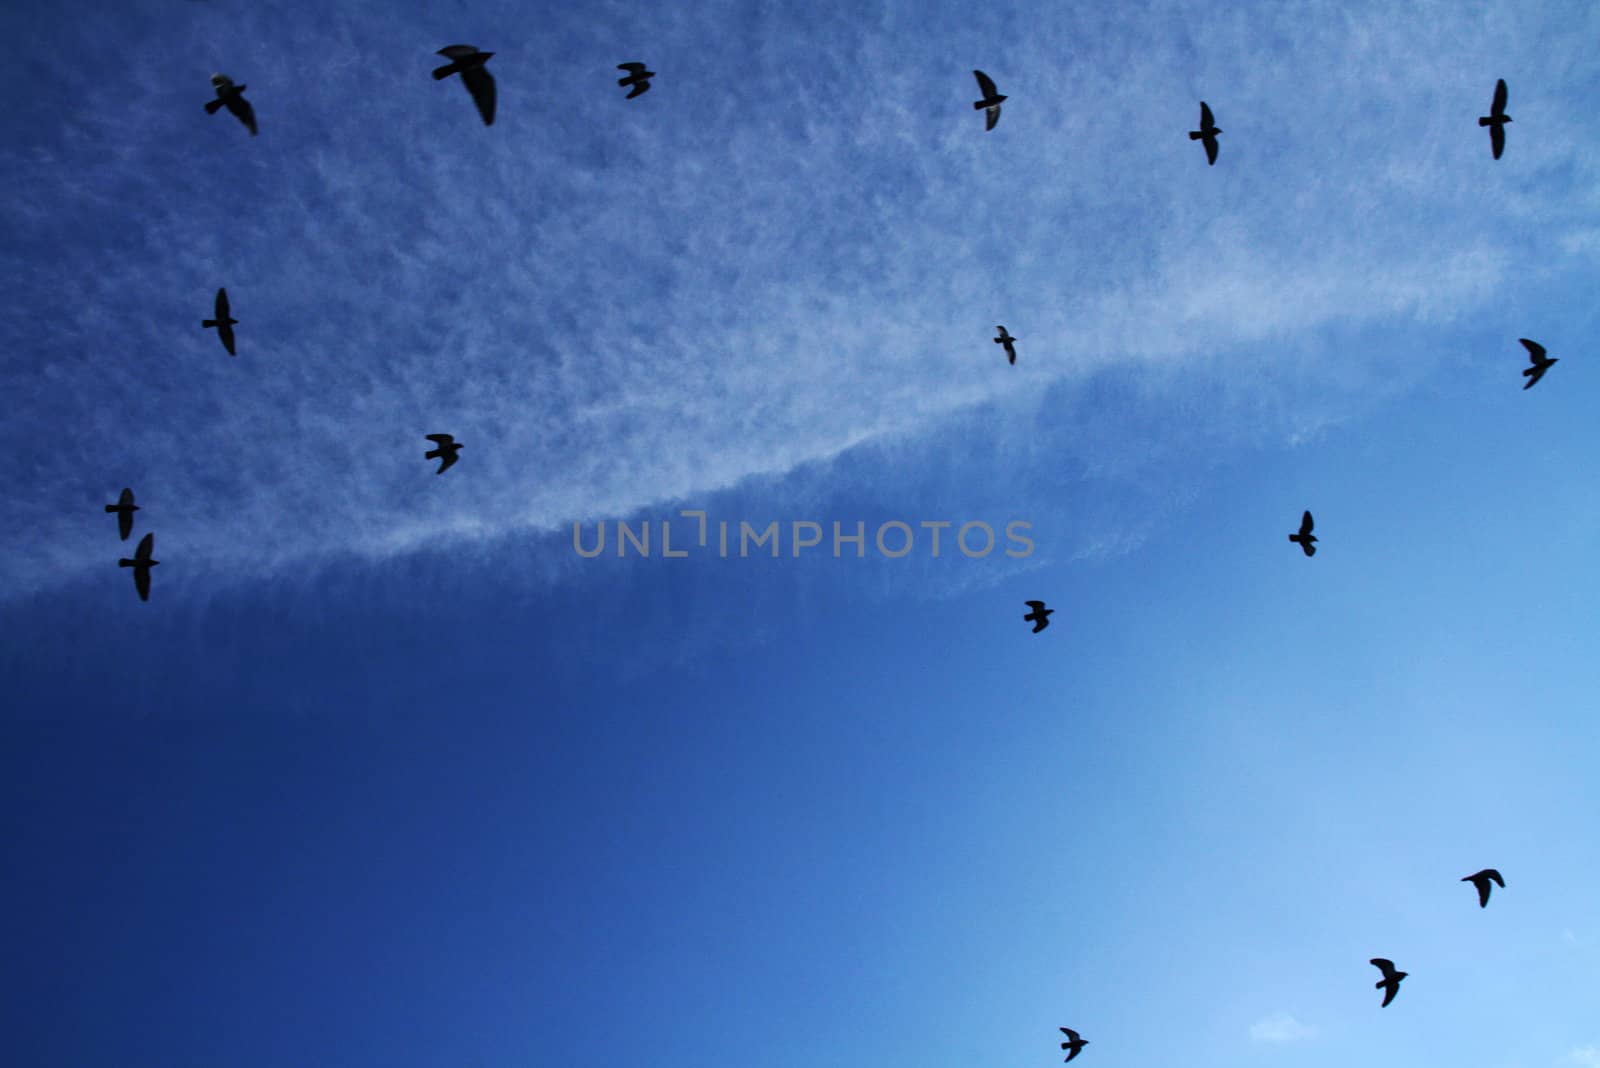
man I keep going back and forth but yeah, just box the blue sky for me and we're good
[3,0,1599,1065]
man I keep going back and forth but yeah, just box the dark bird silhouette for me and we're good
[1478,79,1511,160]
[119,532,158,602]
[1462,868,1505,908]
[1520,338,1558,390]
[425,433,463,474]
[617,62,655,98]
[1189,101,1221,165]
[1024,600,1054,633]
[105,487,139,541]
[433,45,496,125]
[1059,1027,1089,1063]
[1288,510,1317,556]
[994,325,1018,365]
[1370,958,1407,1007]
[202,287,238,355]
[205,73,257,136]
[972,70,1006,130]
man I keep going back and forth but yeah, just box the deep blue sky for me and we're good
[4,1,1599,1066]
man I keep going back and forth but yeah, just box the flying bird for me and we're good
[1024,600,1054,633]
[1478,79,1511,160]
[1370,958,1407,1007]
[1189,101,1221,165]
[1059,1027,1089,1063]
[1462,868,1505,908]
[425,433,463,474]
[119,532,159,602]
[617,62,655,98]
[105,487,139,541]
[205,73,257,135]
[202,287,238,356]
[1288,510,1317,556]
[433,45,496,125]
[972,70,1006,130]
[1520,338,1558,389]
[994,325,1018,365]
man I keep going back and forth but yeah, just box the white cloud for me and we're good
[1250,1012,1318,1044]
[6,0,1599,601]
[1566,1047,1600,1068]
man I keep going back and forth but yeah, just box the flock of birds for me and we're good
[87,45,1556,1056]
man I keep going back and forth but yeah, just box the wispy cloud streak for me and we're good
[2,0,1596,599]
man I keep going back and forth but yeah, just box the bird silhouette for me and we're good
[1520,338,1558,390]
[1478,79,1511,160]
[1059,1027,1089,1063]
[994,325,1018,365]
[1462,868,1505,908]
[119,532,159,602]
[972,70,1006,130]
[105,487,139,541]
[425,433,463,474]
[202,287,238,356]
[1189,101,1221,165]
[205,73,257,135]
[434,45,496,125]
[617,62,655,98]
[1024,600,1054,633]
[1370,958,1407,1007]
[1288,510,1316,556]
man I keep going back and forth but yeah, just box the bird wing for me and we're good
[1204,134,1218,165]
[118,509,134,541]
[1520,338,1546,363]
[985,103,1001,130]
[1025,600,1047,610]
[627,82,650,98]
[119,487,135,508]
[218,322,236,356]
[1200,101,1214,127]
[437,454,458,473]
[216,288,230,317]
[425,434,455,445]
[619,62,646,74]
[135,532,155,563]
[462,66,496,125]
[438,44,481,59]
[1492,78,1508,115]
[1300,511,1314,536]
[1490,123,1504,159]
[1060,1028,1080,1041]
[1370,958,1395,976]
[1379,983,1397,1007]
[135,565,151,601]
[973,70,998,98]
[1488,869,1504,887]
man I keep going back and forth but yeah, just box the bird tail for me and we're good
[205,99,225,114]
[432,63,458,80]
[1188,130,1203,139]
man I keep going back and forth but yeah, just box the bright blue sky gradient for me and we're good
[4,1,1599,1066]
